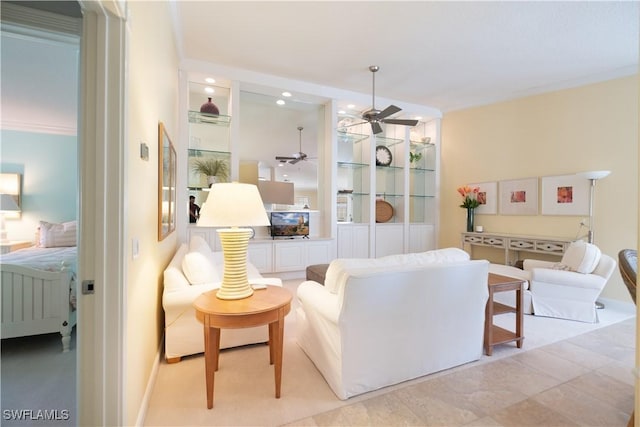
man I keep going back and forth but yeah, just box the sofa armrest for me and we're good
[297,280,340,324]
[530,268,605,290]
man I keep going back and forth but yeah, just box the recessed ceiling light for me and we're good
[276,99,285,105]
[282,91,292,97]
[205,77,215,84]
[415,116,423,121]
[338,110,346,114]
[205,87,214,94]
[283,174,288,178]
[278,163,284,167]
[347,104,355,109]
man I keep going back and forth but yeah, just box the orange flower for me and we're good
[457,186,481,209]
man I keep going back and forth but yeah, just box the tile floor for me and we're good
[284,317,636,427]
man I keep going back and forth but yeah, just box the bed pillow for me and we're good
[560,241,602,274]
[38,220,77,248]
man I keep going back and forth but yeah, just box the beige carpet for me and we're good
[143,280,635,426]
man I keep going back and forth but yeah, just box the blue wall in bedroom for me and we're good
[0,129,77,241]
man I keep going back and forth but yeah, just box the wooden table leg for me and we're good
[485,288,494,356]
[268,321,275,365]
[273,307,285,398]
[516,285,523,348]
[203,319,220,409]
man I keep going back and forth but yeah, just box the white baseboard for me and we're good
[135,335,164,427]
[598,297,636,314]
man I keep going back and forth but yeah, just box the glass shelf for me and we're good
[375,135,403,148]
[337,130,369,144]
[188,111,231,126]
[338,161,369,169]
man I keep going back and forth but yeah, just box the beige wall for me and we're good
[441,76,638,303]
[125,2,179,425]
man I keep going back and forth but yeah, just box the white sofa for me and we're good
[296,248,489,400]
[162,236,282,362]
[490,240,616,323]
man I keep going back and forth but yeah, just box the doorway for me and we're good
[0,2,81,425]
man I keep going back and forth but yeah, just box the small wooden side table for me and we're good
[193,285,292,409]
[485,273,525,356]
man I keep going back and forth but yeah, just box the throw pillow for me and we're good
[38,220,77,248]
[560,241,602,274]
[182,237,220,285]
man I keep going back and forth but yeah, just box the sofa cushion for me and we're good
[560,241,601,274]
[182,237,221,285]
[164,243,190,292]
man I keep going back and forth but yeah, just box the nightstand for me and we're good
[0,240,33,254]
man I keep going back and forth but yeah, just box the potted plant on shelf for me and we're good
[192,158,229,187]
[409,151,423,166]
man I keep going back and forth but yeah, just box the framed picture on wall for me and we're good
[468,181,497,215]
[158,122,177,241]
[498,178,538,215]
[541,174,590,215]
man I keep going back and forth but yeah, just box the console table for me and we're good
[461,232,574,265]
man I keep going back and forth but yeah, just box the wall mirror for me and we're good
[158,122,176,240]
[237,88,326,209]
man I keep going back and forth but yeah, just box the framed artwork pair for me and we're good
[469,175,590,216]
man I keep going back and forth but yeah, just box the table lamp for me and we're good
[197,182,270,300]
[0,193,20,243]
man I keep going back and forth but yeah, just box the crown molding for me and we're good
[1,120,77,136]
[1,2,81,38]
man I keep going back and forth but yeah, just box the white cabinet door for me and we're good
[409,224,435,253]
[375,224,404,257]
[305,240,332,266]
[337,224,369,258]
[274,241,306,272]
[248,242,273,273]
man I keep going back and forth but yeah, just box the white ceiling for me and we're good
[2,1,638,192]
[172,1,639,113]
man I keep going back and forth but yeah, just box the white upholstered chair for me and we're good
[523,241,616,323]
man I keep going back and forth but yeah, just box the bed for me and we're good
[0,221,77,352]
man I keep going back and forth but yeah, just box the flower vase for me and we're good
[466,208,475,232]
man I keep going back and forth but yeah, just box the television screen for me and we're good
[270,212,309,238]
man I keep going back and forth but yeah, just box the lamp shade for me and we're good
[0,194,20,212]
[198,182,270,227]
[577,170,611,180]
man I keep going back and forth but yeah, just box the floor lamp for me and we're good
[197,182,270,300]
[577,170,611,309]
[577,170,611,244]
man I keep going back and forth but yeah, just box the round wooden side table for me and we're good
[193,285,292,409]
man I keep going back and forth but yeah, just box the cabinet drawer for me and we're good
[509,239,535,250]
[482,237,505,247]
[464,235,483,244]
[535,241,566,254]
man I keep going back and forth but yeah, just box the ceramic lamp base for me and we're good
[216,228,254,300]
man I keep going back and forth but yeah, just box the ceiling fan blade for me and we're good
[289,158,302,165]
[376,105,401,121]
[382,118,419,127]
[276,156,296,161]
[371,121,383,134]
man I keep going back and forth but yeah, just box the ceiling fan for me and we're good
[276,126,308,165]
[347,65,419,135]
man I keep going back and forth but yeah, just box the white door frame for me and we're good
[77,1,126,425]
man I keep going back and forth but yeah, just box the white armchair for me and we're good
[524,241,616,323]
